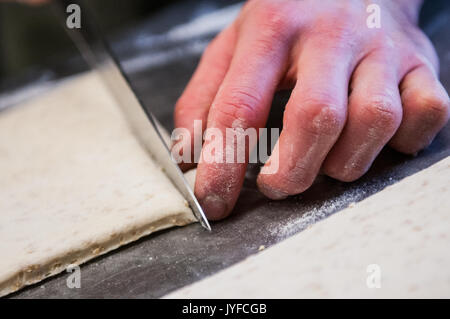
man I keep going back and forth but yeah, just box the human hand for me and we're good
[173,0,450,220]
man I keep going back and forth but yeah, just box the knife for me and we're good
[51,0,211,231]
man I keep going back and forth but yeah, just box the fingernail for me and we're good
[257,182,288,200]
[200,195,228,221]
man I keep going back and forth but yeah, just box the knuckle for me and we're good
[257,2,291,30]
[213,87,263,128]
[295,100,346,137]
[358,95,401,131]
[252,36,278,58]
[370,31,395,49]
[252,2,296,43]
[309,9,359,42]
[316,23,354,43]
[327,3,360,21]
[414,91,450,124]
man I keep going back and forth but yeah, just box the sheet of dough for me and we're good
[0,72,196,297]
[167,157,450,298]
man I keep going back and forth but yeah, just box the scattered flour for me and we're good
[269,176,398,240]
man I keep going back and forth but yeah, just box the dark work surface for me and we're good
[5,2,450,298]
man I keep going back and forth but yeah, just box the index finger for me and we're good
[195,18,293,220]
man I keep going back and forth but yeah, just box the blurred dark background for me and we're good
[0,0,182,78]
[0,0,448,83]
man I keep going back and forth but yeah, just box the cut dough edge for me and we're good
[0,72,197,297]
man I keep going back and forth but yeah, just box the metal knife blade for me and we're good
[51,0,211,231]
